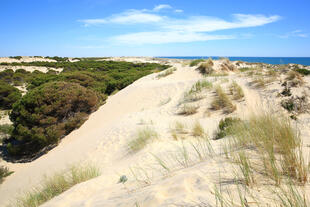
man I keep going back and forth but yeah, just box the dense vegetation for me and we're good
[1,60,168,158]
[0,81,22,109]
[7,82,100,156]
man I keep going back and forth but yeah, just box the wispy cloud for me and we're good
[279,30,308,38]
[79,6,281,44]
[112,31,234,44]
[153,4,172,11]
[80,10,163,25]
[174,9,183,13]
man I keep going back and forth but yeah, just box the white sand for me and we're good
[0,58,309,207]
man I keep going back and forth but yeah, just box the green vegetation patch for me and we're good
[13,164,100,207]
[214,117,241,139]
[190,59,205,67]
[0,81,22,110]
[8,81,100,156]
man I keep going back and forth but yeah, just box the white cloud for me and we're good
[112,31,234,44]
[174,9,183,13]
[79,10,163,25]
[279,30,308,38]
[153,4,172,11]
[163,14,281,32]
[79,6,281,44]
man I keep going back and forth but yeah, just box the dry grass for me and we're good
[228,112,308,185]
[190,59,205,67]
[197,58,214,75]
[191,121,205,137]
[0,165,13,184]
[170,121,188,140]
[178,104,199,115]
[229,81,244,100]
[129,127,158,152]
[156,67,176,79]
[286,70,304,86]
[181,80,213,104]
[251,77,266,88]
[211,86,236,114]
[13,164,100,207]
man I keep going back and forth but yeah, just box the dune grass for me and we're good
[190,59,205,67]
[181,80,213,104]
[191,121,205,137]
[197,59,214,75]
[156,67,176,79]
[211,86,236,114]
[170,121,188,140]
[0,165,13,184]
[128,127,158,152]
[229,81,244,100]
[214,117,241,140]
[178,104,199,115]
[228,112,308,185]
[13,164,100,207]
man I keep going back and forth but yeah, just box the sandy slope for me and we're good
[1,59,309,206]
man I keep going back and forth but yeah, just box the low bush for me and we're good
[0,124,13,142]
[7,81,100,157]
[0,81,22,109]
[295,68,310,76]
[190,59,205,67]
[197,59,214,75]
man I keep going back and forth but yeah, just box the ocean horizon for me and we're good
[157,56,310,66]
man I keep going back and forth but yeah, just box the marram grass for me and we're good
[12,163,100,207]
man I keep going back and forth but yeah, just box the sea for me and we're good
[157,57,310,66]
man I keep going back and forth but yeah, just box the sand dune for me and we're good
[1,58,310,207]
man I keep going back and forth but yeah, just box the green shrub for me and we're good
[295,68,310,76]
[0,81,22,109]
[0,124,13,142]
[190,59,205,67]
[215,117,241,139]
[8,81,100,156]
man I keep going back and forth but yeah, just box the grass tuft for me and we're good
[197,59,214,75]
[190,59,205,67]
[156,67,176,79]
[229,112,308,185]
[129,127,158,152]
[211,86,236,114]
[178,104,199,115]
[0,165,13,184]
[191,121,205,137]
[14,164,100,207]
[229,81,244,100]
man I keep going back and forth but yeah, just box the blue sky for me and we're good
[1,0,309,57]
